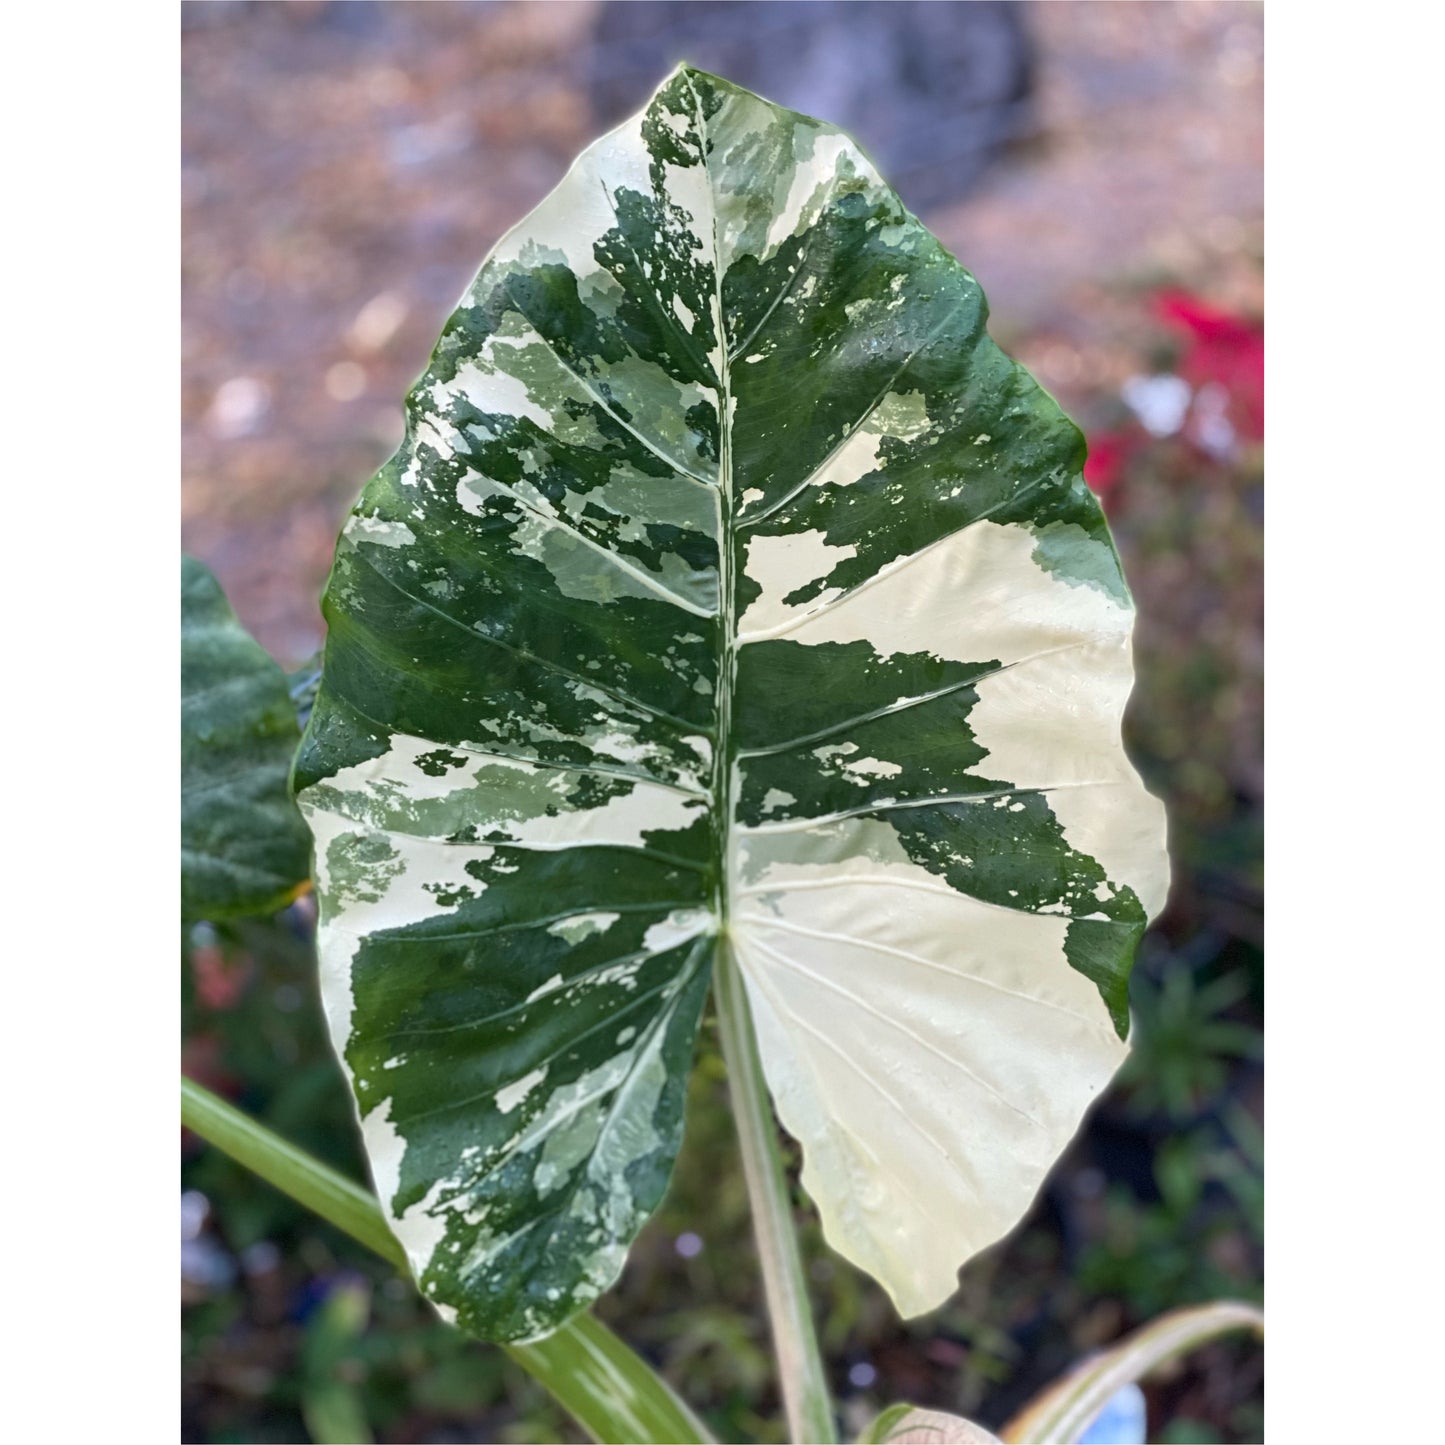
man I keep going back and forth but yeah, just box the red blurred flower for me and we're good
[192,941,252,1010]
[1083,428,1139,497]
[1153,289,1264,442]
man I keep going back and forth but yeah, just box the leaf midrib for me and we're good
[681,71,738,948]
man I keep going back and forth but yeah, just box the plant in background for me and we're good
[182,554,312,925]
[182,68,1260,1444]
[1117,955,1260,1125]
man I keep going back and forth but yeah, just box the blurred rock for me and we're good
[587,0,1035,209]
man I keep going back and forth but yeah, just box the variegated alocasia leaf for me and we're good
[182,555,312,920]
[295,65,1168,1342]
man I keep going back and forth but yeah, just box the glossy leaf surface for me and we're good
[296,67,1168,1341]
[182,555,312,920]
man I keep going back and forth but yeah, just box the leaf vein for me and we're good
[740,931,1043,1127]
[737,907,1098,1024]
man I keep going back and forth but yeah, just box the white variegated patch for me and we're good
[732,817,1139,1315]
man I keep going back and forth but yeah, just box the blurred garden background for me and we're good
[181,3,1263,1441]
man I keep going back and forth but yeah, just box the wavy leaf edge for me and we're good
[296,64,1169,1342]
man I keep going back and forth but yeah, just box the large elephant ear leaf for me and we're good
[295,65,1169,1342]
[182,555,313,920]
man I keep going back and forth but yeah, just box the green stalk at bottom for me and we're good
[713,944,837,1444]
[181,1076,713,1445]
